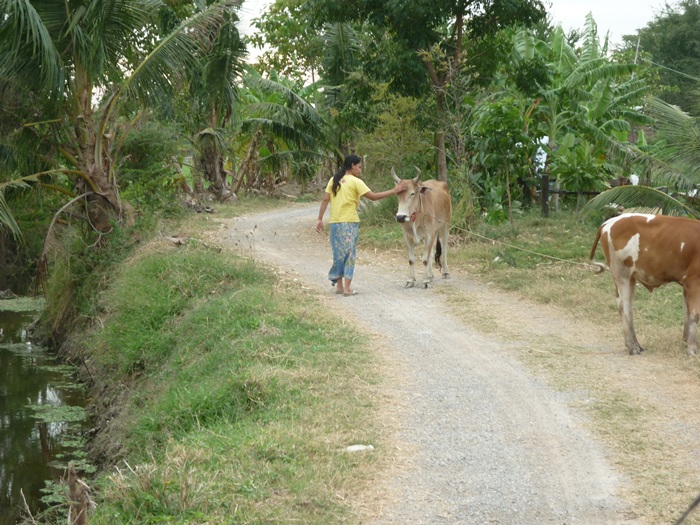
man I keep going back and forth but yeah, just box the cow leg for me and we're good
[683,291,690,343]
[439,225,450,279]
[403,230,417,288]
[615,277,644,354]
[422,235,437,287]
[683,285,700,356]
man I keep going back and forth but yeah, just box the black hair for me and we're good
[331,154,362,196]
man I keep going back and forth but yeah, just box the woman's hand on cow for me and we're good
[394,180,408,193]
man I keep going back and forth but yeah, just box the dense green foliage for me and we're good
[0,0,244,232]
[118,120,186,214]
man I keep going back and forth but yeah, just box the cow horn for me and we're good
[391,167,401,183]
[413,167,422,183]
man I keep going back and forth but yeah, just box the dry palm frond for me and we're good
[34,193,91,295]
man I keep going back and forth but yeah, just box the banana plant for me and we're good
[513,14,647,215]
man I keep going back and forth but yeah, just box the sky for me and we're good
[237,0,271,39]
[237,0,667,58]
[548,0,665,46]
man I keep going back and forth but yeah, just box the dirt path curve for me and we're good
[216,203,640,525]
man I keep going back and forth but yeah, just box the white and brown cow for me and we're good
[392,167,452,288]
[589,212,700,355]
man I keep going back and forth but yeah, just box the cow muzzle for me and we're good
[396,214,409,223]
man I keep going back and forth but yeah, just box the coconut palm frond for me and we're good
[89,0,161,69]
[579,185,698,218]
[0,0,64,95]
[0,177,32,192]
[637,98,700,183]
[35,193,92,295]
[194,127,227,151]
[105,1,240,112]
[241,74,331,151]
[200,6,247,116]
[96,0,241,165]
[0,171,78,242]
[0,192,23,242]
[320,22,361,84]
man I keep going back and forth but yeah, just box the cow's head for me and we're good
[392,167,429,223]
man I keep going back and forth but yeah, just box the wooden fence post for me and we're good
[541,172,550,217]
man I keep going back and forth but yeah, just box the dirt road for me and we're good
[218,203,642,525]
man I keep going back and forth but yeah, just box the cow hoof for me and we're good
[628,346,645,355]
[442,273,450,280]
[405,281,415,288]
[687,348,697,357]
[422,282,430,289]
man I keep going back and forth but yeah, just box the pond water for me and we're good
[0,303,89,525]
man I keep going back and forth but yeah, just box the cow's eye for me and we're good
[410,192,415,197]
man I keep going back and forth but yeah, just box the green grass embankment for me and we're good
[76,202,381,524]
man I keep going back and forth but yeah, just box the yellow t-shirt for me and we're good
[325,175,371,223]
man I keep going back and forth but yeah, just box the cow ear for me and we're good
[419,186,432,194]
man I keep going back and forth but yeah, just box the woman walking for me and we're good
[315,154,406,296]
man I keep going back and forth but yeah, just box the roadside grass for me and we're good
[362,205,700,525]
[76,199,381,524]
[444,207,687,343]
[357,198,405,250]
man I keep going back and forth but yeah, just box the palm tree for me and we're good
[181,5,247,201]
[581,97,700,218]
[317,22,362,155]
[233,68,333,193]
[0,0,242,232]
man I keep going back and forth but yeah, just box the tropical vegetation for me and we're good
[1,0,700,521]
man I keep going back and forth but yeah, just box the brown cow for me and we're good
[589,212,700,355]
[392,167,452,288]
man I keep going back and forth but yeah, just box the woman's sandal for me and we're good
[343,290,359,296]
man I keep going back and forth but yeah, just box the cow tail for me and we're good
[589,226,607,274]
[435,237,443,269]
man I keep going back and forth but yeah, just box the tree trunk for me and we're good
[72,67,131,232]
[75,140,130,232]
[196,140,234,201]
[234,130,262,193]
[436,130,448,182]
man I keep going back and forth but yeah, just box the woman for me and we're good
[315,154,406,296]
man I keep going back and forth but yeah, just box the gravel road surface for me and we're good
[218,203,641,525]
